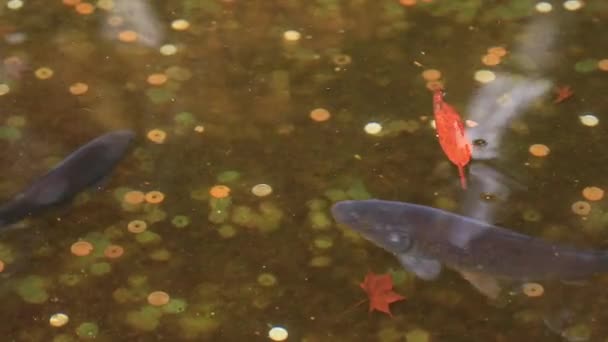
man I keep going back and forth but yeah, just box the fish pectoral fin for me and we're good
[397,254,442,280]
[459,270,502,299]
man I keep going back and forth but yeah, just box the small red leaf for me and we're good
[360,272,406,316]
[554,85,573,104]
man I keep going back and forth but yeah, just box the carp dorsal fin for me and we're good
[397,254,442,280]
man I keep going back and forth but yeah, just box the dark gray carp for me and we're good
[332,199,608,298]
[0,130,134,227]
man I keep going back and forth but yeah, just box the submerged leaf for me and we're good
[553,85,574,104]
[359,272,406,316]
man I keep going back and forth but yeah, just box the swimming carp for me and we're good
[332,199,608,298]
[0,130,134,227]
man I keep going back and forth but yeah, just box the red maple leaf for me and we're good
[360,272,406,316]
[433,90,472,189]
[553,85,574,103]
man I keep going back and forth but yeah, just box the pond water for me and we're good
[0,0,607,341]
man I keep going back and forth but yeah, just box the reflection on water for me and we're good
[0,0,606,341]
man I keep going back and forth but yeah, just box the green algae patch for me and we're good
[103,225,125,240]
[139,160,155,173]
[308,211,332,230]
[59,273,83,287]
[258,201,283,233]
[306,198,328,211]
[231,205,257,228]
[190,187,209,201]
[76,322,99,339]
[113,287,134,304]
[259,201,283,219]
[522,208,542,222]
[115,285,147,304]
[574,59,598,73]
[126,306,162,332]
[387,268,415,288]
[6,115,26,127]
[478,1,533,23]
[421,0,482,24]
[89,261,112,276]
[0,242,15,263]
[81,231,111,259]
[378,326,406,341]
[73,192,91,206]
[197,282,221,300]
[0,126,22,141]
[149,248,171,261]
[146,88,173,104]
[434,196,457,211]
[256,215,281,234]
[257,273,278,287]
[165,66,193,81]
[216,170,241,184]
[162,298,188,314]
[380,119,421,136]
[257,202,283,233]
[174,111,196,126]
[217,224,237,238]
[171,215,191,228]
[132,147,151,161]
[42,156,63,169]
[309,255,332,268]
[513,309,543,324]
[144,207,168,223]
[128,274,149,288]
[178,315,220,339]
[230,202,283,233]
[113,187,133,202]
[15,275,49,304]
[252,294,272,310]
[53,333,77,342]
[209,197,232,224]
[406,328,431,342]
[426,288,464,307]
[562,323,592,342]
[135,230,162,245]
[313,235,334,250]
[346,180,371,200]
[324,188,348,202]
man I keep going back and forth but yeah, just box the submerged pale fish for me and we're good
[0,130,134,227]
[332,199,608,298]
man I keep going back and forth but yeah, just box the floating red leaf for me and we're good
[433,90,472,189]
[360,272,405,316]
[553,85,573,104]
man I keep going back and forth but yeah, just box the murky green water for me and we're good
[0,0,608,341]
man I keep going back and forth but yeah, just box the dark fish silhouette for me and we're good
[0,130,134,227]
[332,199,608,298]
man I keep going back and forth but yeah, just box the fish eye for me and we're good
[385,230,411,253]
